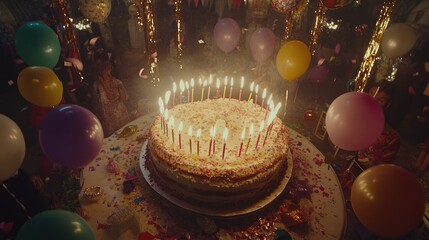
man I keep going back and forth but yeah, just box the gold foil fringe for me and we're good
[142,0,160,87]
[309,0,327,56]
[175,0,183,70]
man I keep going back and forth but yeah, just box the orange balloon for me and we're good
[17,66,63,107]
[276,40,311,81]
[351,164,425,238]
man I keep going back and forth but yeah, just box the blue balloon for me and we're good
[15,21,61,68]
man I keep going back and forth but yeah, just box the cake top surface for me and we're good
[149,98,288,179]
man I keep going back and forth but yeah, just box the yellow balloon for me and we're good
[276,40,311,81]
[17,66,63,107]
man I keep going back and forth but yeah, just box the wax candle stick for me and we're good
[190,78,195,103]
[261,88,267,109]
[163,109,169,135]
[238,128,245,157]
[196,128,201,156]
[212,125,217,154]
[255,120,264,150]
[172,82,177,107]
[188,125,193,153]
[223,76,228,98]
[207,75,213,100]
[178,121,183,149]
[254,84,259,105]
[248,81,254,101]
[186,81,190,103]
[229,78,234,100]
[201,80,207,101]
[264,110,276,146]
[179,80,185,104]
[245,123,254,155]
[222,128,229,160]
[169,117,175,144]
[216,78,220,98]
[283,89,289,119]
[158,97,164,130]
[239,76,244,101]
[208,126,213,156]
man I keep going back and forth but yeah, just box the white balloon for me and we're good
[381,23,417,58]
[0,114,25,182]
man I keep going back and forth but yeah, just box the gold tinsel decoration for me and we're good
[135,1,144,32]
[354,0,397,92]
[282,0,309,43]
[142,0,160,87]
[175,0,183,70]
[309,0,327,56]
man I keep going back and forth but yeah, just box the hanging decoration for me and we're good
[271,0,299,14]
[280,0,308,43]
[79,0,111,23]
[175,0,183,70]
[135,1,144,32]
[248,0,271,19]
[142,0,160,87]
[309,0,327,56]
[354,0,397,92]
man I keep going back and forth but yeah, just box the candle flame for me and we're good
[190,78,195,87]
[249,123,254,136]
[199,78,202,85]
[164,109,169,120]
[185,81,189,90]
[267,111,276,125]
[188,125,193,136]
[241,128,245,140]
[209,75,213,85]
[178,121,183,133]
[173,82,177,93]
[269,101,274,110]
[274,102,282,114]
[196,128,202,138]
[158,97,164,114]
[255,84,259,94]
[165,91,171,104]
[259,120,265,132]
[216,78,220,88]
[222,128,229,141]
[179,80,185,92]
[230,77,234,86]
[203,80,207,87]
[168,116,175,127]
[250,81,254,91]
[224,76,228,85]
[240,76,244,88]
[267,94,273,105]
[210,126,214,138]
[262,88,267,98]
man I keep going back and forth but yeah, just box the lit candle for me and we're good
[238,128,245,157]
[190,78,195,103]
[208,126,214,156]
[255,120,264,150]
[248,81,254,101]
[254,84,259,105]
[264,109,276,146]
[283,90,289,119]
[158,97,164,130]
[164,109,169,135]
[212,124,217,154]
[201,80,207,101]
[188,125,193,153]
[238,76,244,101]
[265,94,273,120]
[172,82,177,107]
[222,128,229,160]
[245,123,254,155]
[261,88,267,109]
[196,128,201,156]
[216,78,220,98]
[223,76,228,98]
[269,102,282,136]
[178,121,183,149]
[229,77,234,100]
[179,80,185,104]
[165,90,171,110]
[186,81,190,103]
[207,75,212,100]
[169,116,175,144]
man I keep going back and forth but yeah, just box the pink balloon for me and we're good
[309,65,329,84]
[213,18,241,53]
[249,28,276,62]
[325,92,385,151]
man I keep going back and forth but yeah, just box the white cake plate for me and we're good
[139,140,293,217]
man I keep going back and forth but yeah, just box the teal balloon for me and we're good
[15,21,61,68]
[274,229,292,240]
[16,210,95,240]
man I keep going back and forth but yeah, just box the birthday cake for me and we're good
[147,98,290,207]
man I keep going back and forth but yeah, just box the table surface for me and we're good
[80,113,346,240]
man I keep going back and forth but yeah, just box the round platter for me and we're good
[139,140,293,217]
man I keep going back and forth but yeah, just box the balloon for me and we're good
[271,0,299,13]
[381,23,416,58]
[276,41,311,81]
[309,65,329,84]
[351,164,425,237]
[17,66,63,107]
[15,21,61,68]
[250,28,276,62]
[0,115,25,182]
[79,0,111,23]
[321,0,353,9]
[16,210,95,240]
[39,105,104,168]
[213,18,241,53]
[325,92,384,151]
[65,57,84,71]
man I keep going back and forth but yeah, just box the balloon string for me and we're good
[2,184,31,220]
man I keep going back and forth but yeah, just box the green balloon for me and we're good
[16,210,95,240]
[15,21,61,68]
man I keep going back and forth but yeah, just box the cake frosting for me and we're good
[147,98,289,207]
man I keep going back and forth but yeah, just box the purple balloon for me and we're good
[249,27,276,62]
[39,104,104,168]
[309,65,329,84]
[213,18,241,53]
[325,92,385,151]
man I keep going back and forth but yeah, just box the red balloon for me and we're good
[325,92,384,151]
[39,104,104,168]
[351,164,426,237]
